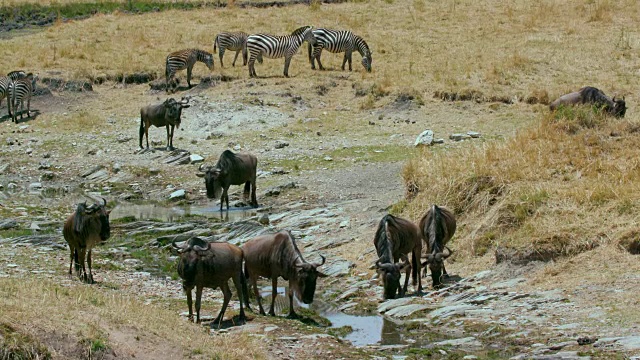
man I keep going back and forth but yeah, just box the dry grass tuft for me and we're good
[403,108,640,262]
[0,277,266,359]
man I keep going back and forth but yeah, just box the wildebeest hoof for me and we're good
[286,312,299,320]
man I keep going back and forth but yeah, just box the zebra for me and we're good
[214,31,249,68]
[1,71,28,116]
[165,49,214,93]
[9,73,37,123]
[308,29,372,72]
[246,25,316,78]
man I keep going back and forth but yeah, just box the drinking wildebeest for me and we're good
[374,214,423,300]
[139,97,190,151]
[62,198,111,284]
[549,86,626,118]
[173,237,247,327]
[419,205,456,289]
[197,150,258,211]
[242,230,327,318]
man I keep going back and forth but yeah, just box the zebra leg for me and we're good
[347,51,353,71]
[341,53,348,71]
[283,56,292,78]
[219,47,225,68]
[232,50,241,67]
[317,51,325,71]
[26,96,31,117]
[187,65,193,88]
[248,58,257,78]
[19,100,24,120]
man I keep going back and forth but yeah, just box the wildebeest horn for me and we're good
[313,255,326,267]
[180,96,191,104]
[443,246,453,259]
[172,240,188,253]
[192,242,210,252]
[101,197,107,206]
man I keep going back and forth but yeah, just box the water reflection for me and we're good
[110,203,257,222]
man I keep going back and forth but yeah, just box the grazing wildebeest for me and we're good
[197,150,258,211]
[242,230,327,318]
[419,205,456,289]
[374,214,423,300]
[549,86,626,118]
[139,97,190,151]
[173,237,247,327]
[62,198,111,284]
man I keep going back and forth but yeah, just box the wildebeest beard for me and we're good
[204,172,223,199]
[99,210,110,241]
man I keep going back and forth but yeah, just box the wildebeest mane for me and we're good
[215,150,241,174]
[283,230,306,266]
[427,205,445,254]
[579,87,611,107]
[374,214,398,263]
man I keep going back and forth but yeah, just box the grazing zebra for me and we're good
[1,71,28,116]
[9,73,37,123]
[214,31,249,68]
[308,29,372,72]
[165,49,214,93]
[246,25,316,78]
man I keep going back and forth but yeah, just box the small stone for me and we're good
[29,223,41,231]
[258,214,270,225]
[317,131,322,136]
[113,163,122,173]
[6,138,15,145]
[275,140,289,149]
[449,133,470,141]
[38,161,51,170]
[87,148,98,155]
[29,183,43,191]
[433,138,445,144]
[40,171,55,181]
[467,131,481,138]
[324,156,333,161]
[264,326,278,333]
[414,129,434,146]
[169,189,186,200]
[148,168,160,175]
[116,135,132,143]
[190,154,204,164]
[43,153,51,158]
[191,139,198,145]
[26,148,33,154]
[233,144,241,151]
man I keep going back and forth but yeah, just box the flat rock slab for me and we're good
[595,336,640,351]
[433,336,482,348]
[378,297,413,313]
[0,219,18,230]
[428,304,476,320]
[385,304,431,318]
[321,259,354,277]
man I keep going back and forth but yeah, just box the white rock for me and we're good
[169,189,186,200]
[414,129,434,146]
[190,154,204,164]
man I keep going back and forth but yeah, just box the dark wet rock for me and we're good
[576,336,597,345]
[0,219,18,230]
[275,140,290,149]
[265,182,298,197]
[258,214,270,225]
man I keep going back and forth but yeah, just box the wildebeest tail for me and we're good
[242,261,251,307]
[139,111,145,146]
[431,205,445,252]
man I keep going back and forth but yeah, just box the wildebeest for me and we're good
[374,214,423,300]
[242,230,327,318]
[62,198,111,284]
[197,150,258,211]
[419,205,456,289]
[139,97,190,151]
[173,237,247,327]
[549,86,626,118]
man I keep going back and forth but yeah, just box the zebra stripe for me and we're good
[246,25,316,78]
[308,29,372,72]
[9,73,36,123]
[1,71,28,116]
[7,70,27,81]
[214,31,249,68]
[165,49,214,93]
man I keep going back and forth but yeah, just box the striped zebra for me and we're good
[214,31,249,68]
[165,49,214,93]
[9,73,37,123]
[0,71,28,117]
[246,25,316,78]
[308,29,372,72]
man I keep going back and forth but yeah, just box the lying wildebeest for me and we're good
[139,97,190,151]
[242,230,326,318]
[197,150,258,211]
[374,214,423,300]
[549,86,626,118]
[419,205,456,289]
[173,237,247,327]
[62,198,111,284]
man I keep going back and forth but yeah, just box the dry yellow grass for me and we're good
[0,276,266,359]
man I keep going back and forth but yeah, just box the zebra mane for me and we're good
[354,35,371,57]
[291,26,312,37]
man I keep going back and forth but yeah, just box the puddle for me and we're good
[110,203,258,222]
[259,287,407,347]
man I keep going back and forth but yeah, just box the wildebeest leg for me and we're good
[412,251,423,294]
[251,179,257,207]
[223,186,230,211]
[77,247,88,283]
[251,275,266,315]
[168,125,175,151]
[243,181,250,203]
[195,284,203,323]
[212,282,231,328]
[286,285,298,319]
[145,126,150,149]
[68,246,75,276]
[401,262,410,297]
[87,249,94,284]
[185,285,194,322]
[232,271,247,322]
[268,278,278,316]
